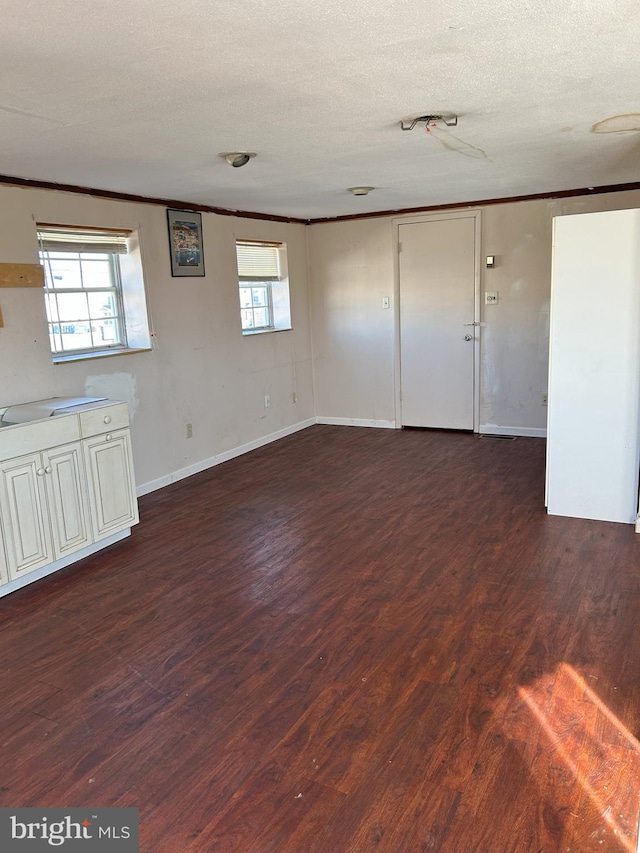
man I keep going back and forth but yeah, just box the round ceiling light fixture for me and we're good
[347,186,375,196]
[219,152,257,168]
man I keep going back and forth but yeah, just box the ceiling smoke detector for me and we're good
[347,186,375,196]
[219,152,256,167]
[400,114,458,131]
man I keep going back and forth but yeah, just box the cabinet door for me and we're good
[83,429,139,539]
[43,442,92,559]
[0,521,9,585]
[0,453,53,578]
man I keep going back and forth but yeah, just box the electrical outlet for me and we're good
[541,393,548,406]
[186,423,193,439]
[264,395,270,408]
[485,291,499,304]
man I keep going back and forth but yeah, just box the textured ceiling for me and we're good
[1,0,639,220]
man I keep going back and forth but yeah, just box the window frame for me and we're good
[37,223,152,363]
[235,240,292,336]
[239,282,275,332]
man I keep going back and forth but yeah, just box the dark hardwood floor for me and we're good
[1,425,639,853]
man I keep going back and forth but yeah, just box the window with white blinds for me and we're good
[236,241,280,280]
[37,227,130,255]
[37,224,151,360]
[236,240,291,334]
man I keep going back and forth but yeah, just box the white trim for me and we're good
[480,424,547,438]
[137,417,316,496]
[0,530,131,598]
[473,212,482,432]
[315,417,396,429]
[137,415,401,496]
[136,416,545,504]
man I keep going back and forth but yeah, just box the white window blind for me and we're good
[37,227,130,255]
[236,241,281,280]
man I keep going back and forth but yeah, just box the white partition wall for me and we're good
[547,208,640,524]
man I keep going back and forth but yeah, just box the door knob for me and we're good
[463,334,473,341]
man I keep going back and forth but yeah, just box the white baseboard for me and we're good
[479,423,547,438]
[315,416,397,429]
[137,417,317,496]
[137,417,544,499]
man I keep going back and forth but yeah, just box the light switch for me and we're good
[486,255,495,268]
[485,291,499,304]
[382,296,390,309]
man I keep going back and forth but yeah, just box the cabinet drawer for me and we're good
[80,403,129,437]
[0,416,80,462]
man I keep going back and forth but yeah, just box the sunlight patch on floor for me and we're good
[518,663,640,852]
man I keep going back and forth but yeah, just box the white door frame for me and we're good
[392,209,482,432]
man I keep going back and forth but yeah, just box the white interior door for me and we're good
[399,214,478,429]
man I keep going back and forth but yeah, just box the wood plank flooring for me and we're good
[1,425,639,853]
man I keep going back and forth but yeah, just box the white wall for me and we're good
[308,189,640,435]
[308,218,396,427]
[2,181,639,499]
[547,208,640,523]
[0,185,313,492]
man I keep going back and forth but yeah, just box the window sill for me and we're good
[242,327,292,337]
[53,346,152,364]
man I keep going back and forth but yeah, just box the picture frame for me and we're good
[167,209,205,277]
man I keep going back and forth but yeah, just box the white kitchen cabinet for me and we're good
[0,451,54,577]
[0,399,138,595]
[0,443,90,579]
[0,508,11,586]
[84,429,138,539]
[44,443,92,560]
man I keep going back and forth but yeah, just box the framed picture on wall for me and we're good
[167,209,205,276]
